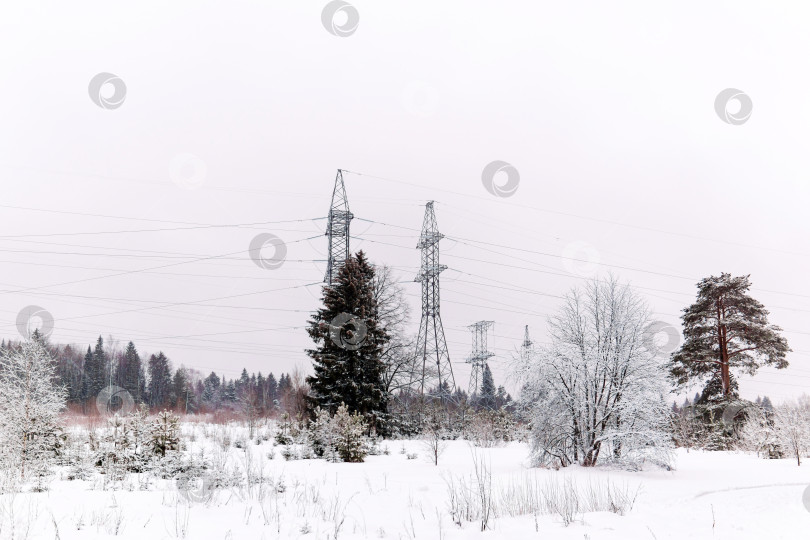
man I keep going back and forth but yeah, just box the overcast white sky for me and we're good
[1,1,809,403]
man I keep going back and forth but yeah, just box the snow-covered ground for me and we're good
[2,422,809,539]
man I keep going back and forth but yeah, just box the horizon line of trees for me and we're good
[1,333,300,416]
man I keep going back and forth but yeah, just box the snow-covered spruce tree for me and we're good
[0,338,67,485]
[306,251,390,435]
[95,414,132,482]
[147,352,173,409]
[127,404,151,471]
[150,410,180,458]
[332,403,367,462]
[516,276,673,469]
[311,407,339,461]
[478,364,496,410]
[120,341,145,405]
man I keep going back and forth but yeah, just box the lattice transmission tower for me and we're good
[324,169,354,285]
[466,320,495,395]
[413,201,455,397]
[520,324,533,363]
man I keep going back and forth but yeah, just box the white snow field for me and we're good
[2,421,809,540]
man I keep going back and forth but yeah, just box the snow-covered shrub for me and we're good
[466,409,516,448]
[670,405,707,450]
[772,396,810,466]
[274,413,301,446]
[366,429,383,456]
[0,339,67,488]
[277,421,315,461]
[738,405,782,458]
[447,472,640,528]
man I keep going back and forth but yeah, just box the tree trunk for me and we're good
[716,299,731,398]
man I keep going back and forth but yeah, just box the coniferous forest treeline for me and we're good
[2,333,300,417]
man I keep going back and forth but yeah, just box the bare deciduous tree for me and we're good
[373,264,418,394]
[772,396,810,466]
[516,275,673,469]
[420,403,447,465]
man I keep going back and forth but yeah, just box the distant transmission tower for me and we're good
[414,201,455,397]
[520,324,533,362]
[324,169,354,285]
[466,321,495,395]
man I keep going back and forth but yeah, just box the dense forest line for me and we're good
[2,332,298,416]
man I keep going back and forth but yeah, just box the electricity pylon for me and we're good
[466,320,495,395]
[324,169,353,285]
[520,324,533,362]
[413,201,455,398]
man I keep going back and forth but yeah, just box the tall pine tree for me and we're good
[669,273,790,400]
[306,252,390,434]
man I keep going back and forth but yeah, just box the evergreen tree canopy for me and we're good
[147,352,173,409]
[306,251,390,433]
[480,364,496,409]
[669,273,790,399]
[83,340,105,403]
[121,341,144,404]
